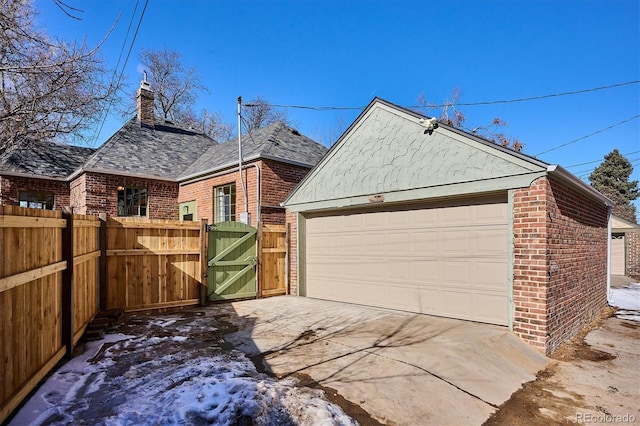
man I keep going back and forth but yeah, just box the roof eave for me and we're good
[0,170,68,181]
[546,165,613,207]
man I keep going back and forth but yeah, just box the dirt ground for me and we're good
[484,307,640,426]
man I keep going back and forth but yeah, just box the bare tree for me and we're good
[0,0,116,153]
[136,48,236,140]
[242,96,290,133]
[182,108,233,142]
[416,89,524,152]
[139,48,207,121]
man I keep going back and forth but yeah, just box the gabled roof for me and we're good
[0,141,95,179]
[80,117,216,180]
[179,121,327,182]
[284,97,611,211]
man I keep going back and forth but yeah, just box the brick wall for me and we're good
[513,176,609,354]
[627,230,640,280]
[285,209,298,295]
[178,160,311,226]
[0,175,70,209]
[179,166,258,224]
[72,172,179,219]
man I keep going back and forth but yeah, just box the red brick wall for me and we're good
[0,175,70,210]
[285,209,298,295]
[513,176,609,354]
[178,160,311,226]
[627,230,640,280]
[71,172,179,219]
[179,166,258,224]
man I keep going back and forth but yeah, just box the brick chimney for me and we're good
[136,74,154,128]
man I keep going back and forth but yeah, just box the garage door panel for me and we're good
[475,262,508,291]
[442,261,472,286]
[475,228,508,254]
[305,199,509,326]
[409,260,439,282]
[474,203,509,223]
[410,230,438,255]
[440,205,472,225]
[410,208,438,226]
[441,230,472,254]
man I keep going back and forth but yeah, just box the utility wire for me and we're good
[266,80,640,111]
[92,0,149,146]
[535,115,640,156]
[565,151,640,168]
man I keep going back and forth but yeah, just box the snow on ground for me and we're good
[9,313,356,426]
[610,283,640,322]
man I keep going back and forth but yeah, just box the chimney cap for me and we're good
[140,70,151,91]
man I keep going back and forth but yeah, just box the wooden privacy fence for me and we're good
[105,217,207,311]
[259,224,289,297]
[1,211,285,422]
[0,206,100,423]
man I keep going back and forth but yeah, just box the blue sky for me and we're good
[36,0,639,209]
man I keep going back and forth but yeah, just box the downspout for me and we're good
[607,205,612,303]
[237,97,249,221]
[246,163,260,223]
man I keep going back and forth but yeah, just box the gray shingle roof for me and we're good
[0,141,96,178]
[179,122,327,181]
[84,118,216,179]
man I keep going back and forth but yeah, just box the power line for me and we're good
[565,151,640,168]
[92,0,149,146]
[266,80,640,111]
[575,159,640,179]
[535,115,640,156]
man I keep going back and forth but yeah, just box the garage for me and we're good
[611,234,625,275]
[284,98,612,353]
[305,197,509,325]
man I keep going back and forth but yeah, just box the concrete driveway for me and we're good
[220,296,548,425]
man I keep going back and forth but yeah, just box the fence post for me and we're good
[99,213,108,310]
[61,207,74,357]
[199,219,208,306]
[285,222,290,295]
[256,221,263,298]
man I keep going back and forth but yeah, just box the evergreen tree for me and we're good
[589,149,639,223]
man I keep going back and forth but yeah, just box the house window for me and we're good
[19,190,54,210]
[214,183,236,222]
[117,187,148,217]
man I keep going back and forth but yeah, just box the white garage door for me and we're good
[611,235,625,275]
[304,198,510,325]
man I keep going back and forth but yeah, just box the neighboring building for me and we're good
[611,214,640,279]
[284,97,613,354]
[178,122,327,225]
[0,141,95,210]
[0,80,327,224]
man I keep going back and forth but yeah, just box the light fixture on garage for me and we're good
[419,117,439,135]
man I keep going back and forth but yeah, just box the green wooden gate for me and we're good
[207,221,257,301]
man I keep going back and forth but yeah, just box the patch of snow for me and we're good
[610,287,640,322]
[10,331,356,426]
[172,336,188,342]
[147,318,178,328]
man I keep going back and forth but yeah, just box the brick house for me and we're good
[283,97,614,354]
[1,80,327,224]
[178,121,327,225]
[0,141,95,210]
